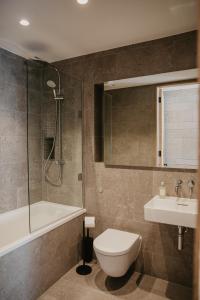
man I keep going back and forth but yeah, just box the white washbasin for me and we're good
[144,195,198,228]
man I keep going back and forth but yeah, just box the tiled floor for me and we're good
[38,262,192,300]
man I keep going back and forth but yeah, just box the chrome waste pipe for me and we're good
[177,226,188,251]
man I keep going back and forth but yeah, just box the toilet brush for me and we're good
[76,220,92,275]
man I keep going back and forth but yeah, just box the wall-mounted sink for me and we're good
[144,195,198,228]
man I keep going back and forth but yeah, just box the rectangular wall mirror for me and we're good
[103,69,199,170]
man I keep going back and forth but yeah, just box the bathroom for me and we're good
[0,0,199,299]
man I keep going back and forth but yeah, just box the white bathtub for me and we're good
[0,201,86,257]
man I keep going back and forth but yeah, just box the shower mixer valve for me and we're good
[56,160,65,165]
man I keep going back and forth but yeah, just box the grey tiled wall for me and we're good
[0,49,28,212]
[55,31,198,286]
[27,61,43,205]
[0,51,45,212]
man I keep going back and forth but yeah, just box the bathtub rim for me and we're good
[0,206,86,258]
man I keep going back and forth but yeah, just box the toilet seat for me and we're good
[93,228,140,256]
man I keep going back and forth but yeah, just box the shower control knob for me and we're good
[56,160,65,165]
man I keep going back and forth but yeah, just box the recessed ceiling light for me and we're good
[19,19,30,26]
[77,0,88,5]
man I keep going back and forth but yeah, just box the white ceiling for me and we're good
[0,0,197,62]
[104,69,198,90]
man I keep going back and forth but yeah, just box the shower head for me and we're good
[47,80,56,89]
[29,58,63,100]
[47,80,57,98]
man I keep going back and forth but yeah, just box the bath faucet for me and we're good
[175,180,183,197]
[188,179,195,199]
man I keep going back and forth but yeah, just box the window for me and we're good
[157,83,199,169]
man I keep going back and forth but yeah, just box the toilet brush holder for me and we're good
[84,229,93,263]
[76,220,92,275]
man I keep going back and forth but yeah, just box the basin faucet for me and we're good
[175,180,183,197]
[188,179,195,199]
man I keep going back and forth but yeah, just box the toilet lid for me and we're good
[93,228,140,256]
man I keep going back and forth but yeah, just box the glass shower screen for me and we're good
[27,60,83,232]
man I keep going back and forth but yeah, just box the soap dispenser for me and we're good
[159,181,166,198]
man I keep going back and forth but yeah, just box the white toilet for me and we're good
[93,228,142,277]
